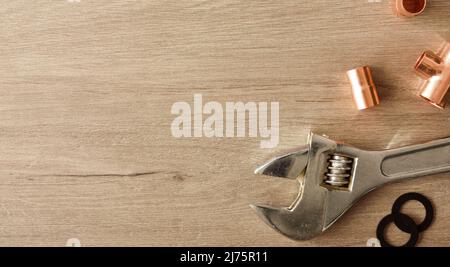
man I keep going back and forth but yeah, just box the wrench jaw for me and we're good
[251,133,339,240]
[254,146,309,180]
[250,202,327,241]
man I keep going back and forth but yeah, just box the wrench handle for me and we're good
[379,137,450,180]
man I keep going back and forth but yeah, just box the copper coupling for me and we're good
[414,42,450,109]
[392,0,427,18]
[347,66,380,110]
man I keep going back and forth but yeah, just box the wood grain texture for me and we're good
[0,0,449,247]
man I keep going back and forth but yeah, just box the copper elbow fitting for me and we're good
[392,0,427,18]
[414,42,450,109]
[347,66,380,110]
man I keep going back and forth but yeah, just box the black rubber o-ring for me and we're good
[392,192,434,233]
[376,213,419,247]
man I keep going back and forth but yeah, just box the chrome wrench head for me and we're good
[251,133,450,240]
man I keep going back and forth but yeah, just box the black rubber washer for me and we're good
[392,192,434,233]
[376,213,419,247]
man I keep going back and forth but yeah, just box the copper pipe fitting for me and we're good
[392,0,427,18]
[347,66,380,110]
[414,42,450,109]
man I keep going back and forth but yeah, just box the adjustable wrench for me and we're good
[251,133,450,240]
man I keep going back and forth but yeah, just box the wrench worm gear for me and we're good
[324,155,354,187]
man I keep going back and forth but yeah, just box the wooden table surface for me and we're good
[0,0,449,247]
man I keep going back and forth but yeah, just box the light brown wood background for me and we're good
[0,0,449,247]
